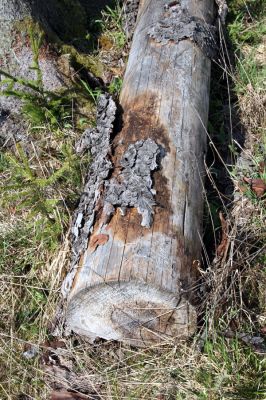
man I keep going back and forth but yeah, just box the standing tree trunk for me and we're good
[0,0,64,145]
[0,0,112,146]
[63,0,216,346]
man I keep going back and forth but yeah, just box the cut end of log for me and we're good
[65,281,196,347]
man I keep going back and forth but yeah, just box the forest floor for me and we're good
[0,1,265,399]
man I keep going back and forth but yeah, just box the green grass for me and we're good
[0,21,93,399]
[203,337,266,399]
[96,1,127,50]
[0,142,88,248]
[228,0,266,94]
[202,0,266,398]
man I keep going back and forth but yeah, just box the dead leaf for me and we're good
[40,340,66,365]
[8,206,17,215]
[258,161,265,174]
[98,35,113,50]
[251,178,266,198]
[243,177,252,185]
[51,390,88,400]
[260,326,266,335]
[243,177,266,198]
[42,340,66,350]
[216,212,228,257]
[43,362,102,395]
[156,394,166,400]
[89,234,109,253]
[109,67,124,76]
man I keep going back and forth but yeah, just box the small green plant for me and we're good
[228,14,266,47]
[202,336,266,399]
[0,28,71,128]
[0,143,87,249]
[108,76,123,97]
[78,78,102,103]
[96,1,126,50]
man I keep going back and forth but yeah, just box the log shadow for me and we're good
[202,28,246,266]
[26,0,115,52]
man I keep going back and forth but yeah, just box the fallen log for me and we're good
[63,0,216,346]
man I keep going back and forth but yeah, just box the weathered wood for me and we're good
[64,0,215,346]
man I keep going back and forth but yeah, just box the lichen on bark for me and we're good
[104,138,160,228]
[148,1,218,59]
[62,93,117,298]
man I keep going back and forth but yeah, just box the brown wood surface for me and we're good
[65,0,215,346]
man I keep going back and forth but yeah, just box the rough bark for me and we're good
[63,0,215,347]
[122,0,140,39]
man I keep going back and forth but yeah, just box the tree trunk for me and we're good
[0,0,111,146]
[0,0,67,95]
[63,0,216,346]
[0,0,64,146]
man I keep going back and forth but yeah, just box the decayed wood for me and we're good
[63,0,215,346]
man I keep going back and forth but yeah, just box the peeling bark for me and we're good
[104,138,160,228]
[148,2,217,59]
[62,94,116,298]
[122,0,140,39]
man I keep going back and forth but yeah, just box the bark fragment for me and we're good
[62,94,116,298]
[104,138,160,228]
[41,342,102,398]
[148,1,217,59]
[122,0,140,39]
